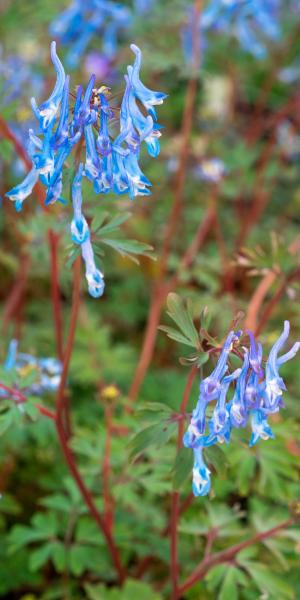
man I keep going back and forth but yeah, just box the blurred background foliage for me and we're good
[1,0,300,598]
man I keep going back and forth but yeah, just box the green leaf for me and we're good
[51,542,66,573]
[172,447,193,490]
[240,561,294,599]
[101,238,154,263]
[218,567,240,600]
[91,212,109,232]
[65,245,81,269]
[128,421,177,461]
[69,545,88,576]
[29,544,53,571]
[166,293,199,348]
[95,212,132,234]
[205,445,228,475]
[159,325,197,348]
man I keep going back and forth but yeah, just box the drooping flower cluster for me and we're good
[49,0,155,71]
[1,339,62,398]
[201,0,281,58]
[5,41,166,297]
[182,0,282,63]
[183,321,300,496]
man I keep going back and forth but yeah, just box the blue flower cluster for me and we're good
[49,0,155,71]
[5,41,166,297]
[49,0,131,70]
[183,321,300,496]
[1,339,62,397]
[202,0,281,58]
[182,0,282,62]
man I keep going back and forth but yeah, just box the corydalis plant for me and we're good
[6,41,166,297]
[184,321,300,496]
[202,0,281,58]
[50,0,131,70]
[182,0,281,63]
[49,0,155,70]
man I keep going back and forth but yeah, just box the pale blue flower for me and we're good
[249,409,275,446]
[81,238,105,298]
[5,167,39,212]
[31,41,65,131]
[71,164,90,245]
[183,321,299,497]
[192,447,211,497]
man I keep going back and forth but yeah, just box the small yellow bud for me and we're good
[101,385,119,400]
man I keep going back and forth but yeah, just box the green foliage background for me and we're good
[0,1,300,598]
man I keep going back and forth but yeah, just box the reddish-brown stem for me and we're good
[245,271,277,332]
[128,205,215,402]
[0,117,63,365]
[102,404,114,531]
[160,1,202,274]
[35,403,56,420]
[179,518,295,595]
[0,384,56,420]
[48,230,64,363]
[128,1,203,403]
[55,258,125,584]
[2,253,30,335]
[236,91,300,249]
[128,286,165,401]
[170,366,198,600]
[0,117,31,171]
[255,267,300,336]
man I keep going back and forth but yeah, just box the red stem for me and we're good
[48,230,64,363]
[128,0,204,403]
[170,366,198,600]
[54,257,126,584]
[255,267,300,336]
[102,404,114,531]
[128,205,215,402]
[0,117,63,365]
[179,518,295,595]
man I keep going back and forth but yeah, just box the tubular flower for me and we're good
[5,42,166,298]
[184,321,299,497]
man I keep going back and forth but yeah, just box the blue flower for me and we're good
[2,342,62,396]
[195,158,226,183]
[49,0,132,70]
[200,0,281,59]
[4,339,18,370]
[128,44,167,120]
[211,368,241,442]
[183,321,299,497]
[71,164,90,244]
[6,42,166,298]
[31,41,66,131]
[264,320,300,412]
[230,350,249,427]
[249,409,275,446]
[247,330,263,377]
[81,238,105,298]
[5,167,39,212]
[192,447,211,497]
